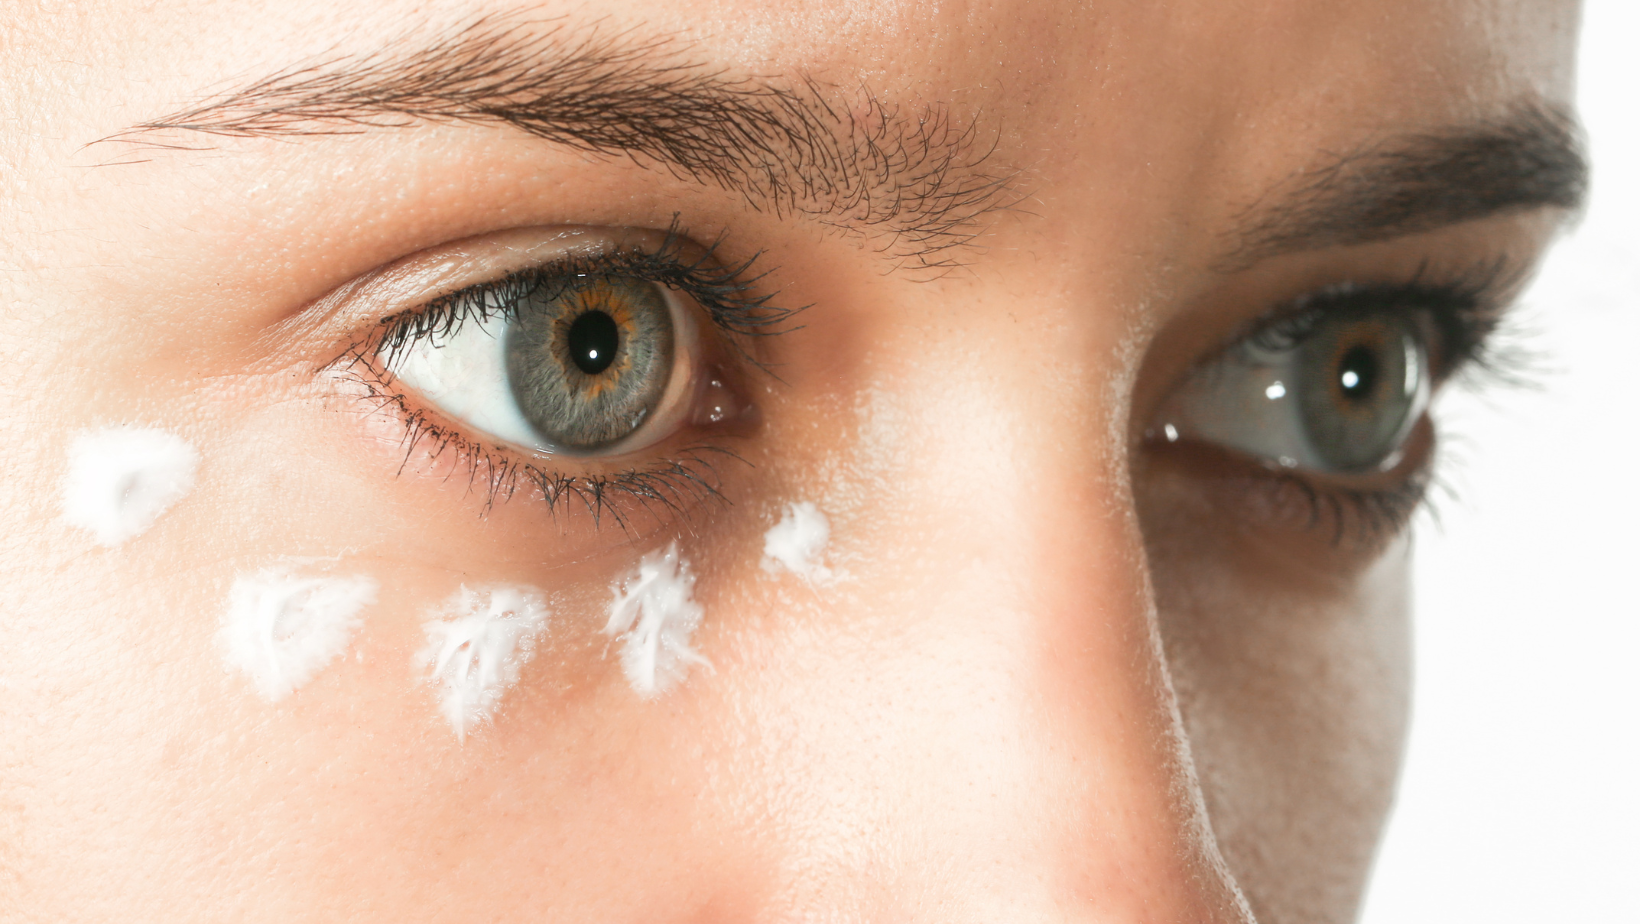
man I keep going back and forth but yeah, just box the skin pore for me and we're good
[0,1,1583,922]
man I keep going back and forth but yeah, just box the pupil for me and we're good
[1337,344,1378,402]
[567,310,619,375]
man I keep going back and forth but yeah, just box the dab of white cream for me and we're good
[221,562,378,702]
[61,426,199,547]
[761,501,834,582]
[419,585,550,741]
[605,542,709,698]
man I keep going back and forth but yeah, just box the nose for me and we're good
[698,309,1256,922]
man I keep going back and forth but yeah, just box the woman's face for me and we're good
[0,1,1583,921]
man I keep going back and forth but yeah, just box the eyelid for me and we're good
[268,225,750,369]
[1215,262,1510,389]
[382,227,693,325]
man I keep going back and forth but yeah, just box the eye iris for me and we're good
[568,310,620,375]
[504,278,676,453]
[1299,317,1423,471]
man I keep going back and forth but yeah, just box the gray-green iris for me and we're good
[504,277,675,453]
[1295,314,1422,472]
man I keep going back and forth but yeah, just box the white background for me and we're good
[1360,1,1639,920]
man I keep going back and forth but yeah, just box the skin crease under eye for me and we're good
[0,2,1584,924]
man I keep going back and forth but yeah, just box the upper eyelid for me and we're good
[275,224,787,374]
[368,228,795,368]
[278,226,636,364]
[1216,261,1516,377]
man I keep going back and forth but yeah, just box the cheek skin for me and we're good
[1139,461,1414,924]
[696,293,1254,919]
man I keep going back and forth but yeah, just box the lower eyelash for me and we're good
[1269,464,1433,548]
[1144,418,1439,551]
[334,349,746,530]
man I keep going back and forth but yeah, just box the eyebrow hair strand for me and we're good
[106,19,1018,273]
[1227,102,1588,267]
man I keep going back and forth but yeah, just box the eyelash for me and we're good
[375,223,798,371]
[1248,258,1518,378]
[1202,258,1527,546]
[337,224,791,530]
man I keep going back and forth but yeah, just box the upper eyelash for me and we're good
[375,220,798,373]
[1243,257,1523,384]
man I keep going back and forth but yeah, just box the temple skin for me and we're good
[0,0,1580,922]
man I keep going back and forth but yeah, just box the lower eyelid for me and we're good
[1139,416,1437,551]
[336,336,751,531]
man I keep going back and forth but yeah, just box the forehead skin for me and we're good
[0,1,1579,923]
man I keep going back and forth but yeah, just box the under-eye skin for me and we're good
[221,561,378,703]
[340,225,783,523]
[1148,264,1516,540]
[419,584,551,741]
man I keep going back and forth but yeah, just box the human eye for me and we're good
[1145,265,1509,541]
[337,223,783,520]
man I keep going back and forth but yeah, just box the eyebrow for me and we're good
[1228,103,1588,267]
[107,21,1015,273]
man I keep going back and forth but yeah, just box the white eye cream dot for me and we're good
[761,501,833,582]
[61,426,199,547]
[221,562,378,702]
[604,542,709,699]
[419,585,550,742]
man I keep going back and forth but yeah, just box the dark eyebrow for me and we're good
[1227,102,1588,267]
[104,20,1015,273]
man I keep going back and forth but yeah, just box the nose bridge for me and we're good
[734,315,1253,922]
